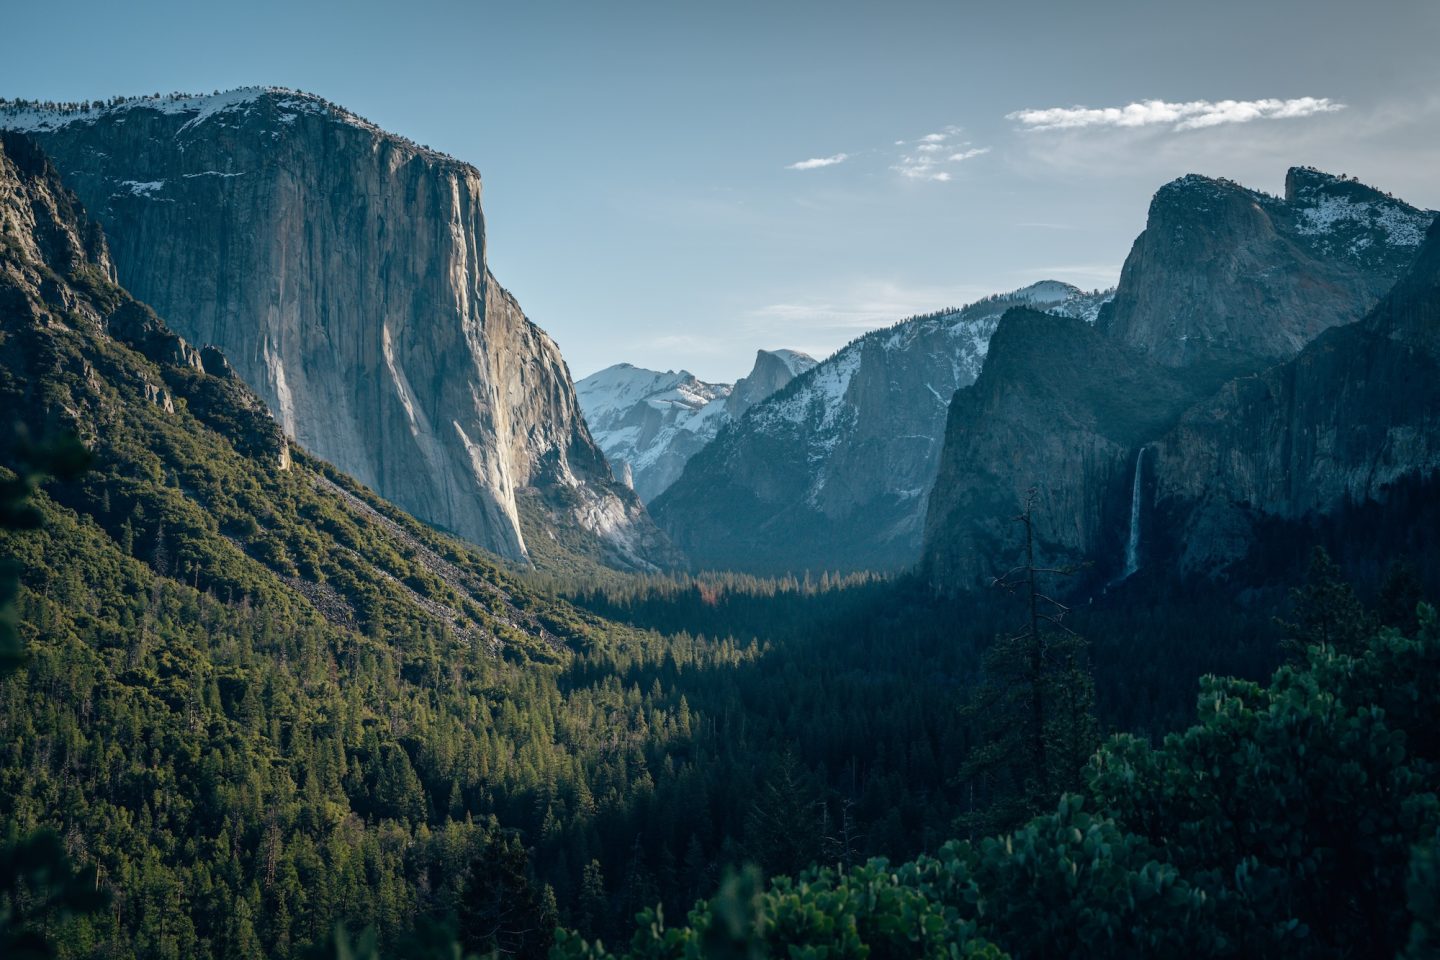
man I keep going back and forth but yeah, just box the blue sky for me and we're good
[6,0,1438,380]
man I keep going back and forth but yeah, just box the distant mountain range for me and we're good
[650,281,1113,573]
[575,349,816,502]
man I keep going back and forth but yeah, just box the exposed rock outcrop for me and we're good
[725,348,817,419]
[1102,169,1430,372]
[1,89,672,569]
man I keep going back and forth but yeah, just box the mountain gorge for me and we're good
[0,89,673,572]
[652,282,1113,574]
[575,348,815,502]
[923,169,1436,590]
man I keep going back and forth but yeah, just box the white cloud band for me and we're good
[787,153,848,170]
[1007,97,1345,132]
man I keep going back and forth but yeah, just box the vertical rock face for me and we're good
[921,308,1208,589]
[1,89,670,568]
[724,349,818,419]
[1103,170,1431,373]
[0,130,288,470]
[575,348,816,503]
[653,283,1113,574]
[923,169,1434,592]
[1149,216,1440,576]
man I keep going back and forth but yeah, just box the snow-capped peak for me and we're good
[576,350,812,502]
[0,88,459,163]
[763,348,820,377]
[1010,280,1081,304]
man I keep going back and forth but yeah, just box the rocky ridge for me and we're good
[575,348,816,502]
[1101,167,1431,371]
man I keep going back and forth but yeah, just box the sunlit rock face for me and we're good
[4,89,674,568]
[576,349,816,504]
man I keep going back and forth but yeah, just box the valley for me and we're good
[0,63,1437,960]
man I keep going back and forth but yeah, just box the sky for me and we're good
[4,0,1439,381]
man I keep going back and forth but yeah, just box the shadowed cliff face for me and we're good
[0,130,288,470]
[923,170,1433,592]
[1150,216,1440,576]
[1103,169,1431,372]
[921,308,1209,589]
[1,89,672,569]
[653,283,1112,575]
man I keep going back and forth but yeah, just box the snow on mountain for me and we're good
[576,349,815,503]
[652,282,1114,574]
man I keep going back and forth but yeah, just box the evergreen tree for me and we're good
[577,860,608,939]
[957,489,1098,834]
[1278,546,1375,656]
[456,832,555,959]
[741,752,821,878]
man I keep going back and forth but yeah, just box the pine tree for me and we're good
[1278,547,1375,656]
[578,859,609,938]
[957,488,1098,834]
[741,752,820,877]
[457,832,554,959]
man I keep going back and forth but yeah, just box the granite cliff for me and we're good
[653,282,1112,574]
[1149,215,1440,577]
[1102,168,1429,372]
[923,169,1435,590]
[0,89,673,570]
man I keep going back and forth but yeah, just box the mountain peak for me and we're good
[1108,167,1431,369]
[752,348,818,378]
[1146,174,1260,224]
[1010,279,1082,304]
[2,87,306,132]
[11,86,675,571]
[1284,165,1345,200]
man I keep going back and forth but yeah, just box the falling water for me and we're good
[1120,447,1147,580]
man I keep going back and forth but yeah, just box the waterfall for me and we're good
[1120,447,1147,580]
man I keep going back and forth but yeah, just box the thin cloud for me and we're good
[747,278,997,346]
[1008,97,1345,132]
[787,153,849,171]
[894,126,989,182]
